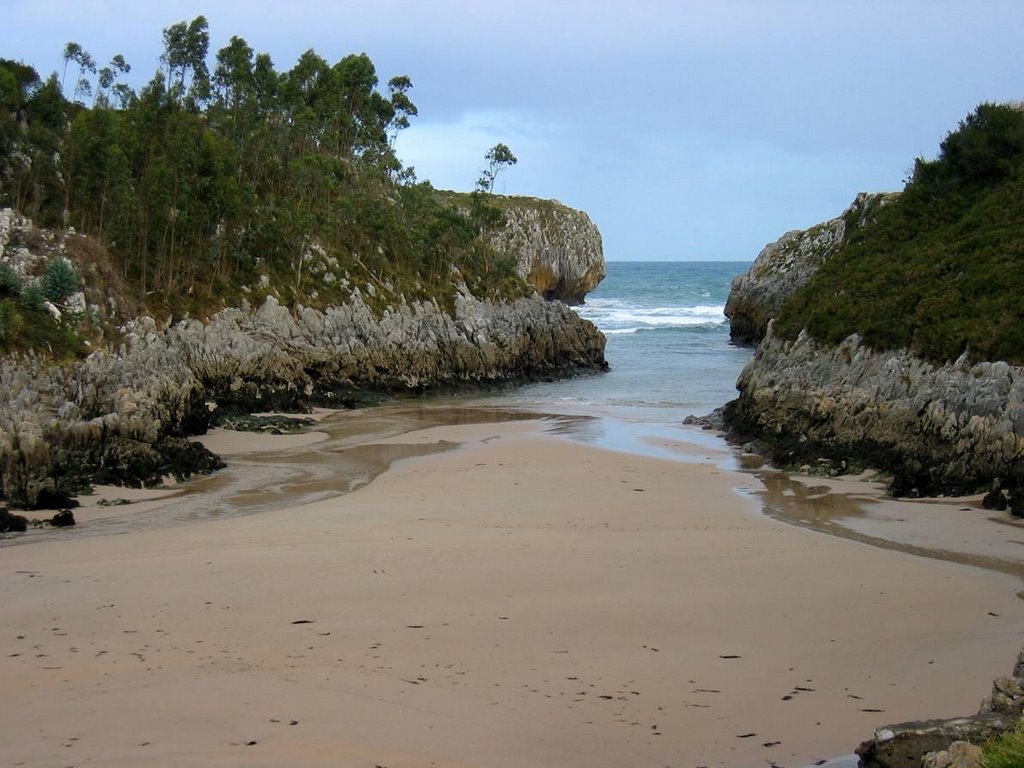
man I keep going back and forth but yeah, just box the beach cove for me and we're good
[2,402,1023,768]
[2,263,1022,768]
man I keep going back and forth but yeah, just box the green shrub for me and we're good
[18,283,46,311]
[0,299,24,342]
[0,263,22,298]
[775,102,1024,365]
[42,257,78,303]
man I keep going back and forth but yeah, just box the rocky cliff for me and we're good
[725,324,1024,497]
[722,189,1024,499]
[0,210,607,509]
[488,196,606,304]
[724,192,897,345]
[0,291,606,508]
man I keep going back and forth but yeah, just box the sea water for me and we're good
[472,261,755,456]
[483,261,753,418]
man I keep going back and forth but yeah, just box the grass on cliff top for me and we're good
[774,103,1024,366]
[438,190,573,215]
[982,719,1024,768]
[0,299,86,359]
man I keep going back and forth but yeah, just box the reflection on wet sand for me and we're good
[4,404,575,546]
[9,401,1024,586]
[745,456,1024,580]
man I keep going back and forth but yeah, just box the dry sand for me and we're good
[2,415,1022,768]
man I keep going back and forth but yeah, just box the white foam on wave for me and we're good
[577,300,726,332]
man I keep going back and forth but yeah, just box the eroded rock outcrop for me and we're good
[0,290,606,507]
[0,202,608,509]
[724,192,897,345]
[489,197,605,304]
[725,324,1024,496]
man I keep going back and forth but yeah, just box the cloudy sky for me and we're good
[5,1,1023,260]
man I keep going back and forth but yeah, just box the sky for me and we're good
[4,1,1023,261]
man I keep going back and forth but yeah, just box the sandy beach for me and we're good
[2,410,1022,768]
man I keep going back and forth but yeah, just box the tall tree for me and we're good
[386,75,417,147]
[62,42,96,104]
[96,54,131,107]
[161,16,210,108]
[476,143,517,193]
[213,36,254,118]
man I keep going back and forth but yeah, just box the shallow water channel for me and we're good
[6,402,1024,585]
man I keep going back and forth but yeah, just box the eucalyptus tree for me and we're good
[386,75,417,147]
[160,16,210,108]
[213,36,255,120]
[95,54,131,107]
[62,42,97,104]
[477,143,517,193]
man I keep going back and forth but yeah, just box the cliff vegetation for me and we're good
[0,20,609,511]
[775,102,1024,365]
[724,191,896,345]
[0,17,540,359]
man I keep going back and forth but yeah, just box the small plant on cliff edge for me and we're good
[982,718,1024,768]
[42,257,79,303]
[18,284,46,311]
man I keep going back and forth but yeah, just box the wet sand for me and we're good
[1,410,1022,768]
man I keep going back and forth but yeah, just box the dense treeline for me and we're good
[775,102,1024,365]
[0,17,523,324]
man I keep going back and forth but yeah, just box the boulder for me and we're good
[0,507,28,532]
[983,482,1008,511]
[48,509,76,527]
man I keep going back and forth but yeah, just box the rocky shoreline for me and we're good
[0,201,608,513]
[723,324,1024,499]
[0,289,606,511]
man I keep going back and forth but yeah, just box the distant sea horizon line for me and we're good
[603,258,752,264]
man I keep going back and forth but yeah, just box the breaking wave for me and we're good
[576,298,726,334]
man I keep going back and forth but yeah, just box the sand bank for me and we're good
[1,414,1021,768]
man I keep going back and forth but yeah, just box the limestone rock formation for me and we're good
[488,197,606,304]
[724,192,897,345]
[922,742,984,768]
[0,291,606,507]
[0,204,608,509]
[725,325,1024,496]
